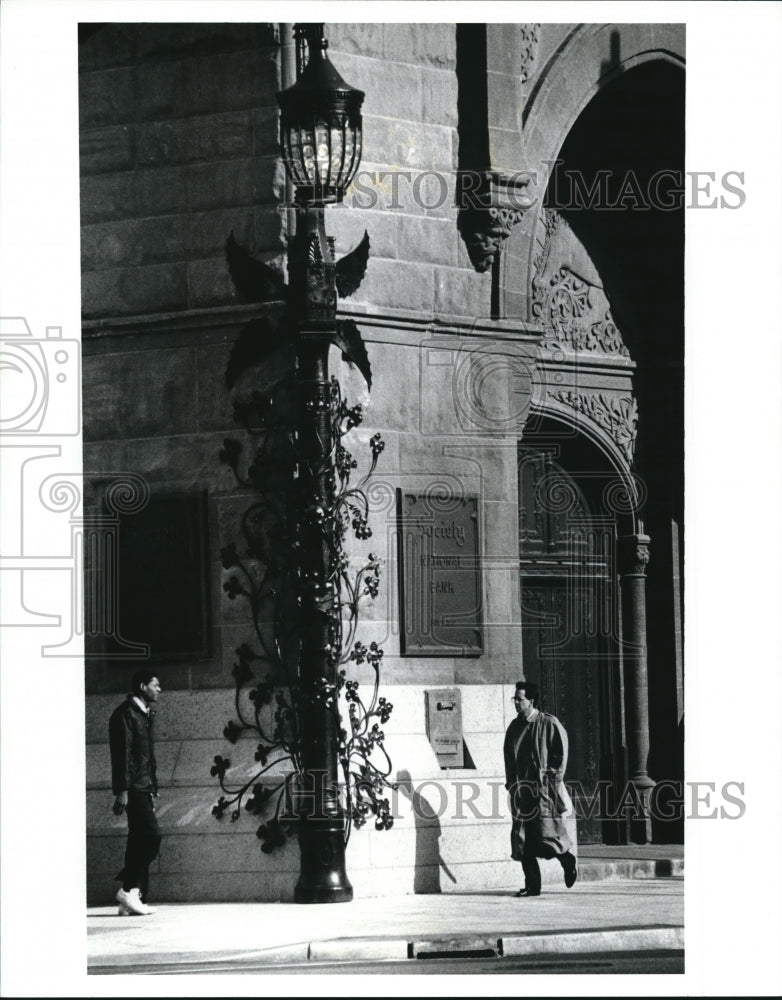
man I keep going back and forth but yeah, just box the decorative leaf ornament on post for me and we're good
[211,24,395,904]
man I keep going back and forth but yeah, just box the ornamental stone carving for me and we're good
[532,209,630,358]
[553,390,638,466]
[547,267,592,338]
[520,24,541,83]
[588,312,627,355]
[459,205,524,273]
[619,533,651,576]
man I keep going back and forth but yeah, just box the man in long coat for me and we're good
[503,680,578,896]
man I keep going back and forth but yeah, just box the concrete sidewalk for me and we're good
[87,875,683,974]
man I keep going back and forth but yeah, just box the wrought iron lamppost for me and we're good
[277,24,364,904]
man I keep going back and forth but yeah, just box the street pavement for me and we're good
[88,874,683,975]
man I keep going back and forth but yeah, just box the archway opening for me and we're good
[519,414,634,845]
[544,61,685,842]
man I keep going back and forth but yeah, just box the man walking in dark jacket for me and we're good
[109,670,162,916]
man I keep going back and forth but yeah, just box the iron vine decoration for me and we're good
[210,231,397,854]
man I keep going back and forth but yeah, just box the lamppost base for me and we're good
[294,856,353,903]
[294,882,354,904]
[294,817,354,904]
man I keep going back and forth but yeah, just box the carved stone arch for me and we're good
[524,401,642,537]
[514,27,684,840]
[523,24,685,172]
[517,406,640,844]
[504,23,685,316]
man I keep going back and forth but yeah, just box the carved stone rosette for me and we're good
[553,390,638,466]
[459,205,524,273]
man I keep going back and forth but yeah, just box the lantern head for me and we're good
[277,36,364,205]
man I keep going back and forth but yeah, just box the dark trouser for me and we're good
[521,844,575,892]
[120,790,162,899]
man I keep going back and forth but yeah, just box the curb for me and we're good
[309,937,410,962]
[89,925,684,973]
[89,943,311,972]
[314,925,684,963]
[501,925,684,957]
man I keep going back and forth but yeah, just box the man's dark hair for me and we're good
[131,669,158,695]
[515,680,538,705]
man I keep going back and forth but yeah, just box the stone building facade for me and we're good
[81,22,685,902]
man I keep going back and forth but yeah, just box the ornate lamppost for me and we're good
[276,24,364,904]
[213,22,392,904]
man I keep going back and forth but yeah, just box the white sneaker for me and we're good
[116,887,155,916]
[117,899,139,916]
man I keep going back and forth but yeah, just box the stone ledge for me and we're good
[81,300,545,344]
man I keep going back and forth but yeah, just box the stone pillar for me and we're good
[618,530,655,843]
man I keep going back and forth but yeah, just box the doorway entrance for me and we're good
[518,443,625,844]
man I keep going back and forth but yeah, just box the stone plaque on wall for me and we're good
[397,489,483,657]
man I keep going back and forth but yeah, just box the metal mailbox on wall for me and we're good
[425,687,465,768]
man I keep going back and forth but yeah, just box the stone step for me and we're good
[577,857,684,880]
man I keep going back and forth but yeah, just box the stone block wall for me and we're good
[80,22,687,894]
[86,682,576,903]
[80,22,541,902]
[82,308,538,900]
[321,24,493,320]
[79,23,285,319]
[80,21,528,692]
[82,307,531,692]
[79,22,496,323]
[82,307,259,693]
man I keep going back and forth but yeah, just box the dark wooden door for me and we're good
[520,576,609,844]
[518,447,621,845]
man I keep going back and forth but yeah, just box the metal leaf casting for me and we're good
[212,372,395,850]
